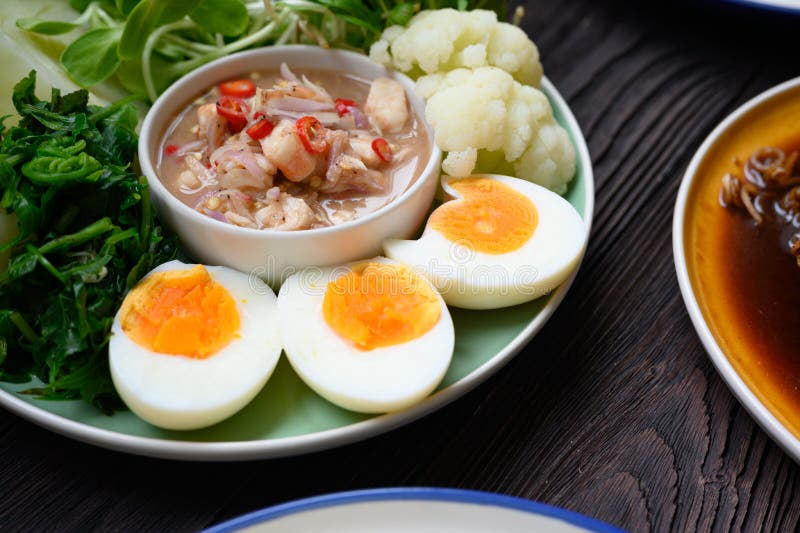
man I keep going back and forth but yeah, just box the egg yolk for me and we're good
[323,262,441,350]
[120,265,240,358]
[429,177,538,254]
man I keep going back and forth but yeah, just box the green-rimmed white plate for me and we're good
[0,8,594,461]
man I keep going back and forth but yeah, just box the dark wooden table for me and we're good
[2,1,799,531]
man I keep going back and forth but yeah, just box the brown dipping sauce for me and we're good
[717,198,800,379]
[685,86,800,437]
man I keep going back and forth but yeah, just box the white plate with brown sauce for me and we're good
[674,76,800,462]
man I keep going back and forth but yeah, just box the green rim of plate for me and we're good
[0,77,593,461]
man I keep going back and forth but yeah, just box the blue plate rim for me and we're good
[718,0,800,14]
[203,487,624,533]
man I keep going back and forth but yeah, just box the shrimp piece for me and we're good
[178,170,200,188]
[259,120,318,181]
[322,154,387,194]
[197,103,227,152]
[224,211,257,229]
[325,129,349,170]
[217,151,276,190]
[255,194,315,230]
[253,87,278,111]
[254,84,332,113]
[286,84,329,101]
[219,168,267,190]
[184,153,215,185]
[348,131,382,168]
[364,78,408,133]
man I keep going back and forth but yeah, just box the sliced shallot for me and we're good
[280,62,300,83]
[226,150,269,183]
[210,143,255,163]
[302,75,332,102]
[175,140,206,157]
[203,208,228,222]
[349,106,369,129]
[184,155,215,184]
[267,110,340,126]
[268,96,335,113]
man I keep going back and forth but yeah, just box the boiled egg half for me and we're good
[278,258,454,413]
[384,174,586,309]
[109,260,281,430]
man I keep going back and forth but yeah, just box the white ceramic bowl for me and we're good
[673,76,800,463]
[138,45,441,285]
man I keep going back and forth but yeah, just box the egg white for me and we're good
[109,260,281,430]
[383,174,586,309]
[278,258,455,414]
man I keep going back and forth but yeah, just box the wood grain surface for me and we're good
[1,1,799,532]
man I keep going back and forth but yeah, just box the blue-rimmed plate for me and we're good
[716,0,800,14]
[204,488,623,533]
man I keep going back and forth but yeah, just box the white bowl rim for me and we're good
[137,45,442,240]
[0,76,593,461]
[672,75,800,463]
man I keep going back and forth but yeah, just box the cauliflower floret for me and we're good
[422,67,576,193]
[371,9,573,194]
[370,9,542,86]
[368,25,404,66]
[414,69,472,99]
[514,124,576,195]
[442,148,477,177]
[423,68,512,154]
[487,22,543,87]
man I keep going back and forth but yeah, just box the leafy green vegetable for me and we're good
[118,0,196,61]
[70,0,96,12]
[311,0,382,32]
[190,0,249,37]
[115,57,172,96]
[386,3,417,26]
[61,27,125,86]
[16,0,508,102]
[159,0,199,24]
[116,0,142,16]
[21,151,105,186]
[15,18,79,36]
[117,0,167,60]
[0,71,178,412]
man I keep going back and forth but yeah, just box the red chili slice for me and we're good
[246,118,274,140]
[334,98,357,117]
[219,79,256,98]
[253,111,266,120]
[371,138,393,163]
[216,96,249,133]
[164,144,179,156]
[296,116,327,153]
